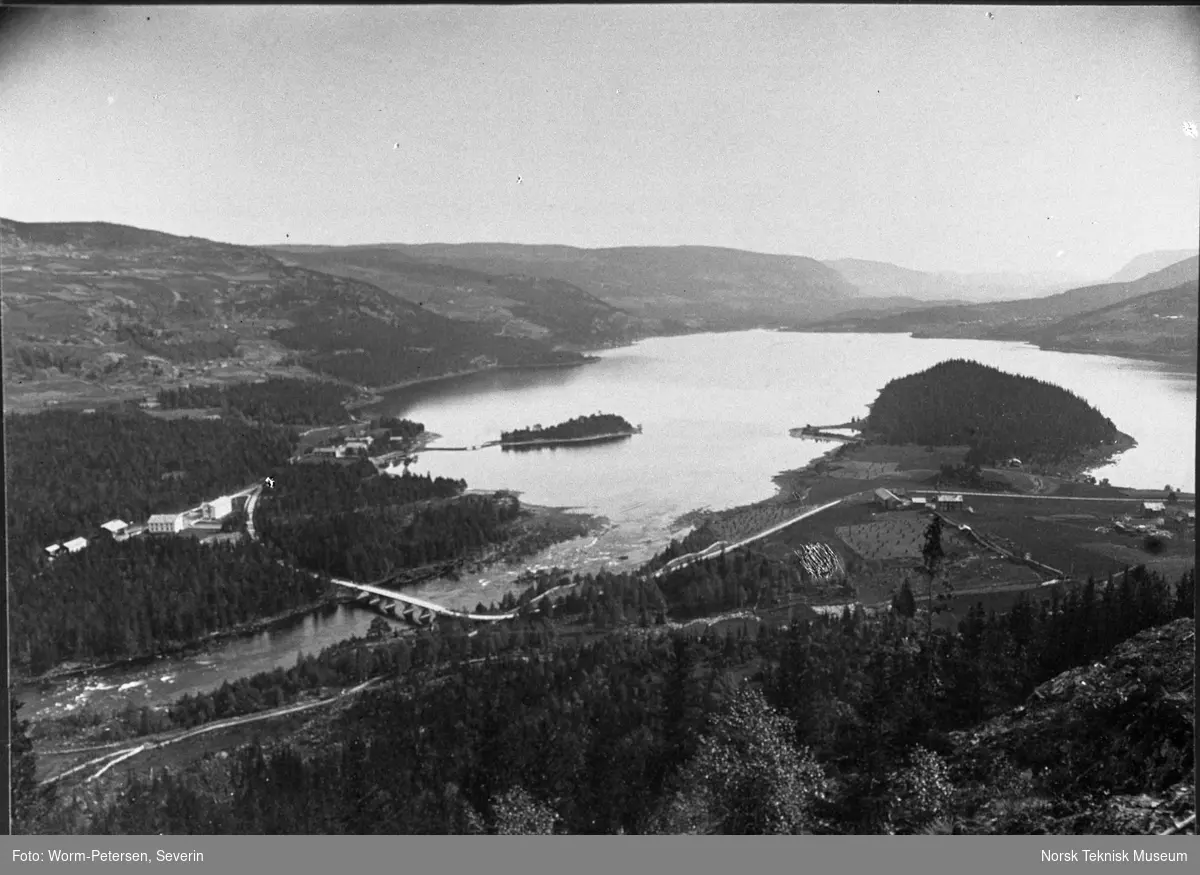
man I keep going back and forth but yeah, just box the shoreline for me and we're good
[499,430,638,449]
[357,356,600,398]
[13,594,348,691]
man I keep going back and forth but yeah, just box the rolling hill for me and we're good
[1,219,588,411]
[264,244,658,347]
[1030,279,1198,362]
[283,242,868,329]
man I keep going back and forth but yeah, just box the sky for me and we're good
[1,5,1198,276]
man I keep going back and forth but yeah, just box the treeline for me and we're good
[501,412,635,444]
[867,359,1120,465]
[255,463,520,579]
[35,564,1192,835]
[10,537,329,673]
[5,410,294,567]
[157,378,353,425]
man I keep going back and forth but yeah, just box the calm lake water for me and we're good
[21,331,1195,721]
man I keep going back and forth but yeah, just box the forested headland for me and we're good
[156,377,354,425]
[866,359,1121,466]
[255,461,520,580]
[501,413,636,444]
[11,537,328,673]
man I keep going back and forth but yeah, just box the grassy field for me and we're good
[836,513,971,562]
[953,496,1195,581]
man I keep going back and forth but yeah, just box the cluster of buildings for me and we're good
[44,517,136,560]
[873,488,964,512]
[45,493,249,559]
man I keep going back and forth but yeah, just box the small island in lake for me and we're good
[500,413,640,448]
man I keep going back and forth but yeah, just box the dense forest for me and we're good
[21,563,1192,835]
[10,537,328,673]
[156,377,353,425]
[866,359,1120,465]
[115,325,241,363]
[5,410,294,566]
[500,413,636,444]
[255,462,520,580]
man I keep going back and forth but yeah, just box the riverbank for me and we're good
[13,593,349,690]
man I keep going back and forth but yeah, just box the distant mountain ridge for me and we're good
[804,254,1198,354]
[279,242,865,329]
[1108,249,1199,283]
[824,257,1088,303]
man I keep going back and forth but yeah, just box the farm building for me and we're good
[313,446,344,458]
[45,543,61,557]
[63,537,88,553]
[343,440,371,455]
[935,494,965,511]
[1142,501,1166,518]
[874,488,902,510]
[148,513,185,535]
[908,496,928,509]
[99,519,129,538]
[202,495,234,520]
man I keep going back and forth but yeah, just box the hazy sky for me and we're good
[2,5,1198,275]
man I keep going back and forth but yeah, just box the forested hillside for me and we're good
[157,377,354,425]
[4,409,294,563]
[10,538,328,673]
[866,360,1120,465]
[254,462,520,580]
[26,562,1192,835]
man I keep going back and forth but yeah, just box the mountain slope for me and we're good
[804,255,1199,362]
[293,242,864,329]
[952,617,1195,835]
[1031,280,1198,361]
[265,245,655,348]
[1108,249,1200,283]
[1,219,586,410]
[824,258,1082,303]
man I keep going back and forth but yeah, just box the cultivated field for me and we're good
[835,513,970,562]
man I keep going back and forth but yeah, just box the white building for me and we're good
[45,543,62,557]
[100,519,129,538]
[148,513,185,534]
[935,494,965,511]
[343,440,371,455]
[63,537,88,553]
[202,495,234,521]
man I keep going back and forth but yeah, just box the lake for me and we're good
[381,331,1196,577]
[20,331,1195,720]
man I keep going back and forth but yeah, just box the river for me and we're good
[19,330,1195,721]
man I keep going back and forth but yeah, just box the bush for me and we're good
[885,746,956,833]
[1143,534,1166,554]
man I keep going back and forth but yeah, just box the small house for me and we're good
[63,537,88,553]
[100,519,129,538]
[935,494,965,511]
[148,513,185,535]
[343,440,371,455]
[45,543,62,557]
[1142,501,1166,518]
[1007,458,1022,468]
[874,488,902,510]
[908,496,928,509]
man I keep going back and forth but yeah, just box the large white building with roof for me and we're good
[148,513,185,534]
[100,519,130,538]
[63,536,88,553]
